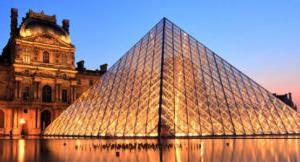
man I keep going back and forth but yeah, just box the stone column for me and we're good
[36,82,40,100]
[73,86,76,100]
[57,84,61,101]
[37,109,40,129]
[11,109,14,129]
[69,86,73,102]
[70,80,77,102]
[33,80,40,101]
[13,109,18,128]
[54,84,57,102]
[18,81,22,99]
[33,82,37,100]
[33,82,36,99]
[57,84,61,102]
[71,86,74,101]
[55,79,63,102]
[11,109,21,135]
[15,81,20,99]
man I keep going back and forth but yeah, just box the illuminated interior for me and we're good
[44,18,300,137]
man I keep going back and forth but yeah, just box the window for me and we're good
[41,110,51,131]
[43,51,49,63]
[42,85,52,102]
[0,109,4,128]
[77,79,81,85]
[62,54,67,65]
[62,89,67,103]
[23,53,30,63]
[23,48,31,63]
[89,80,93,86]
[23,87,30,101]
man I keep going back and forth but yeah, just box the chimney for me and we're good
[62,19,69,33]
[10,8,18,37]
[100,64,108,74]
[76,60,85,71]
[288,92,292,101]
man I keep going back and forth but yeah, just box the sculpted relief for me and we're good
[22,34,72,48]
[33,35,68,47]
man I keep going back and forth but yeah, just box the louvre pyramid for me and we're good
[44,18,300,137]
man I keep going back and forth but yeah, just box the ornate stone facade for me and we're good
[0,9,106,135]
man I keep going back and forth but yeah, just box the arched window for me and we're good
[41,110,51,131]
[43,51,49,63]
[0,109,4,128]
[42,85,52,102]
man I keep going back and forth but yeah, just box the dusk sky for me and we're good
[1,0,299,108]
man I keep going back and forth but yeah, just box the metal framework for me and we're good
[44,18,300,137]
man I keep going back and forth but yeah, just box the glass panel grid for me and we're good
[44,18,300,137]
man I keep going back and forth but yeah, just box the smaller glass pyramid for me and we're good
[44,18,300,137]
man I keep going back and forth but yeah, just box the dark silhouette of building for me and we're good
[273,93,297,111]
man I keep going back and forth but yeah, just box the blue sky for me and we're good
[0,0,299,107]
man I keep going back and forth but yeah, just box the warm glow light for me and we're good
[200,141,204,162]
[20,26,71,44]
[76,140,81,146]
[19,118,26,125]
[20,29,32,37]
[18,139,25,162]
[175,139,181,162]
[60,35,71,44]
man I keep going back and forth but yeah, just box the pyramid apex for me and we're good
[162,17,171,22]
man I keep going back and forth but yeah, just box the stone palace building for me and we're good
[0,9,106,135]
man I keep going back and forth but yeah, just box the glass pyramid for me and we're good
[44,18,300,137]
